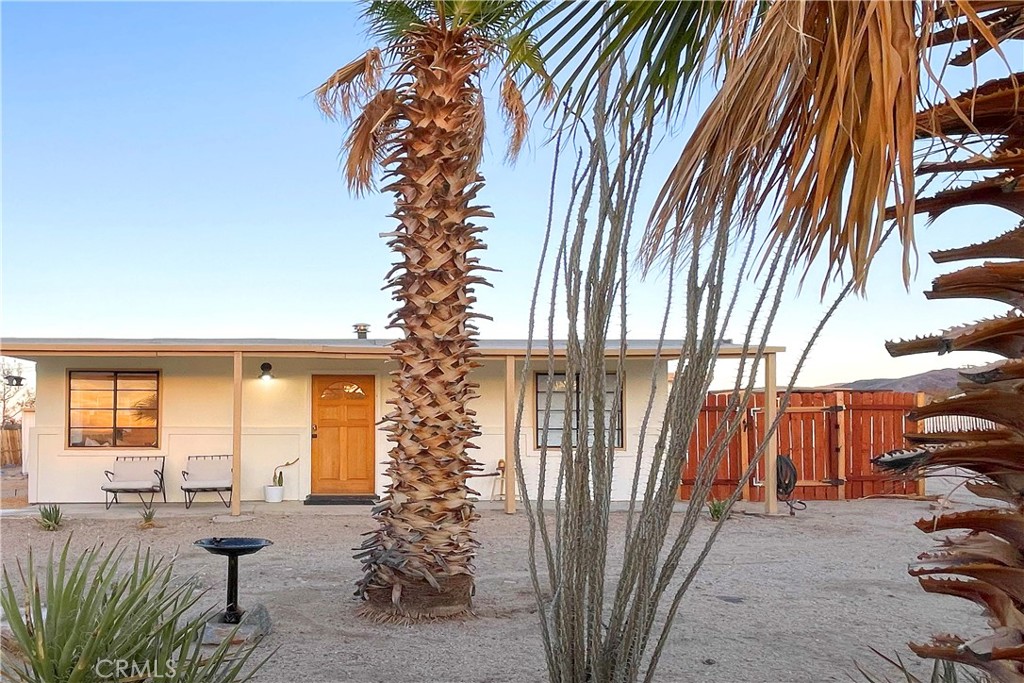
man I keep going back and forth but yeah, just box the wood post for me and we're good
[739,402,751,502]
[504,355,516,514]
[763,353,779,515]
[834,391,847,500]
[231,352,243,517]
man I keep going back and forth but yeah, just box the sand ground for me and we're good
[0,467,29,509]
[0,499,988,683]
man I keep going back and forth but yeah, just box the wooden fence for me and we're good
[1,427,22,467]
[679,390,925,501]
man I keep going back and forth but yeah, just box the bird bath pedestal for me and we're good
[194,537,273,646]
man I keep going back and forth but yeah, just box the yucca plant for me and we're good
[858,651,986,683]
[706,498,728,522]
[138,507,159,530]
[36,505,62,532]
[0,540,269,683]
[314,0,548,620]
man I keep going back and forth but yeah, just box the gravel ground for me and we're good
[0,499,987,683]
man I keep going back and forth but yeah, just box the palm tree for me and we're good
[314,1,546,620]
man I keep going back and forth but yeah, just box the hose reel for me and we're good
[777,453,807,515]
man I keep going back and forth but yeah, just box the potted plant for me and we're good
[263,458,298,503]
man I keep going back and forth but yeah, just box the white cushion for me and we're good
[102,480,160,491]
[111,460,161,484]
[185,457,231,481]
[181,479,232,491]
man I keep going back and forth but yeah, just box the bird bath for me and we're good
[194,537,272,624]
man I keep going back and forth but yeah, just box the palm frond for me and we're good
[643,1,925,292]
[500,74,528,160]
[344,88,401,194]
[527,1,764,118]
[363,1,535,43]
[314,48,384,121]
[362,1,433,41]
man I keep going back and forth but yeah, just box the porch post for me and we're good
[231,352,242,516]
[763,352,779,515]
[503,355,516,514]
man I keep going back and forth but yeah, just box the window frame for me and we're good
[66,370,161,449]
[534,371,625,450]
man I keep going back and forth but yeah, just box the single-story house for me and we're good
[1,337,783,513]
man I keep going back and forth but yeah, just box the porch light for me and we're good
[4,375,24,387]
[258,363,273,381]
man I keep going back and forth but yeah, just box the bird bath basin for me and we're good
[194,537,272,624]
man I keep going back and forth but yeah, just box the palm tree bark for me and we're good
[355,23,490,619]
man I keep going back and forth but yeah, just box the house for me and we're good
[1,337,783,512]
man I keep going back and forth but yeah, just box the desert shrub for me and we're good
[36,505,62,532]
[706,498,728,521]
[0,540,269,682]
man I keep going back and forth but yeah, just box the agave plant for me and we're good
[36,505,62,532]
[869,6,1024,678]
[0,541,268,683]
[138,506,159,530]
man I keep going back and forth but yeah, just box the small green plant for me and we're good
[857,650,985,682]
[138,507,158,530]
[706,498,728,521]
[36,504,63,531]
[272,458,298,487]
[0,540,271,683]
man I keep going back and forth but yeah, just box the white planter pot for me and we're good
[264,485,284,503]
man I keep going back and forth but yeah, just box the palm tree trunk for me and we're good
[356,23,489,620]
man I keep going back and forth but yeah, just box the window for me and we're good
[535,373,624,448]
[68,371,159,448]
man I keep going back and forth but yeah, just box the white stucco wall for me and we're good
[513,358,669,502]
[24,355,668,504]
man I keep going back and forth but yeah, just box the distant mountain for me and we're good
[831,367,962,395]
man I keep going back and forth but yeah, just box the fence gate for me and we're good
[679,390,925,501]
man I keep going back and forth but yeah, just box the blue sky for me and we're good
[1,2,1015,388]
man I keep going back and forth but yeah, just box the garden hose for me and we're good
[777,454,807,516]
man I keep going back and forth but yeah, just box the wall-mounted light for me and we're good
[4,375,25,387]
[258,363,274,381]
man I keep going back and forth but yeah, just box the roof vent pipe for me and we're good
[353,323,370,340]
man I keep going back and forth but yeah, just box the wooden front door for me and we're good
[311,375,375,495]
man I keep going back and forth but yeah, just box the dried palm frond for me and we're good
[314,48,384,121]
[343,88,400,194]
[643,0,923,291]
[499,74,527,160]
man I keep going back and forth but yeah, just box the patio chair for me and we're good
[180,455,232,509]
[102,456,166,510]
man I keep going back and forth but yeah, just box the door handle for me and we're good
[311,424,318,439]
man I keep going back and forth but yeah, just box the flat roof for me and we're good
[0,337,783,360]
